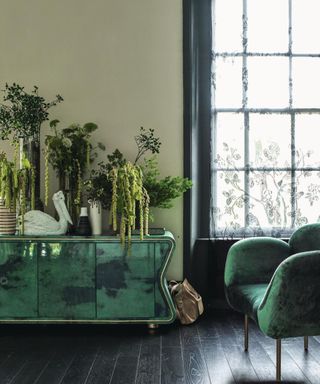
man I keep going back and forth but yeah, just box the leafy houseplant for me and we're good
[0,83,63,208]
[44,120,105,223]
[142,156,192,210]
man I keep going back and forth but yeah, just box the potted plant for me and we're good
[84,127,192,235]
[0,152,34,235]
[44,120,105,224]
[0,83,63,208]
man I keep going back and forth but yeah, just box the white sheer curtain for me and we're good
[211,0,320,238]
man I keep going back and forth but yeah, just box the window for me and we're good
[212,0,320,238]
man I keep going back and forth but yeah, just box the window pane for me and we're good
[215,171,245,230]
[215,57,242,108]
[296,171,320,224]
[295,115,320,168]
[214,113,244,169]
[247,57,289,108]
[249,114,291,168]
[247,0,288,53]
[292,0,320,54]
[292,58,320,108]
[214,0,242,53]
[249,170,291,228]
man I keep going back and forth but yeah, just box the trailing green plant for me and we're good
[109,162,149,244]
[0,83,63,141]
[0,152,34,234]
[85,128,160,207]
[142,156,192,209]
[44,120,105,214]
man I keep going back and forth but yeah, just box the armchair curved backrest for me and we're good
[225,237,290,288]
[289,223,320,254]
[258,250,320,339]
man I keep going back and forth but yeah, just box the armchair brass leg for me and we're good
[244,314,249,351]
[276,339,281,382]
[304,336,309,351]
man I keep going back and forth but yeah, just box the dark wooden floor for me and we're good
[0,311,318,383]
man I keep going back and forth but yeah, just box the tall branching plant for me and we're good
[0,83,63,141]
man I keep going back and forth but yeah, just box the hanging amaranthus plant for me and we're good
[0,152,34,234]
[109,162,149,244]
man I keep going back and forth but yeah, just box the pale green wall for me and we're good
[0,0,183,279]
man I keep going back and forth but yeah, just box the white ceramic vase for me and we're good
[89,200,102,235]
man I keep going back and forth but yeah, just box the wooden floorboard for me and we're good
[161,346,185,384]
[228,315,276,382]
[216,316,260,383]
[109,336,142,384]
[84,341,119,384]
[0,312,318,383]
[60,347,99,384]
[135,333,161,384]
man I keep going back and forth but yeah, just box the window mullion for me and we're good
[289,0,296,228]
[291,113,296,228]
[243,0,250,228]
[289,0,293,107]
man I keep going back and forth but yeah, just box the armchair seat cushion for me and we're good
[227,284,268,322]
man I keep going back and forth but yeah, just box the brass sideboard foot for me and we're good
[148,323,159,330]
[148,323,159,334]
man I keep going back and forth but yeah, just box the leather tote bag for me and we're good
[169,279,204,325]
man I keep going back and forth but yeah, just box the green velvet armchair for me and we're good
[224,223,320,382]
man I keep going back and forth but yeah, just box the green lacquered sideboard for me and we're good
[0,232,176,325]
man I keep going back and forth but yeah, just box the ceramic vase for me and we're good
[89,200,102,235]
[0,200,16,235]
[76,207,92,236]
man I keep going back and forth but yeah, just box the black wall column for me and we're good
[183,0,213,296]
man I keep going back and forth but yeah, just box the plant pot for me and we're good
[0,201,16,235]
[89,200,102,235]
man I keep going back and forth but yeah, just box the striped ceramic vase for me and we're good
[0,200,16,235]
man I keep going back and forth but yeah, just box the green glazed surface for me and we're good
[0,233,176,324]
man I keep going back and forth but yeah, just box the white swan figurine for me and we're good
[22,191,73,235]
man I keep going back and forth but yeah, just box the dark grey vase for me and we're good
[76,207,92,236]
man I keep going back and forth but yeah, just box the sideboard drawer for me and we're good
[0,242,37,318]
[38,242,96,319]
[96,242,155,319]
